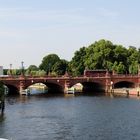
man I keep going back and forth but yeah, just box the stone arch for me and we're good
[82,82,105,93]
[114,81,135,88]
[4,84,19,95]
[45,82,64,93]
[26,81,64,94]
[69,81,105,94]
[26,82,48,95]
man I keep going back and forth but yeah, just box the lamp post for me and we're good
[9,63,12,76]
[21,61,24,76]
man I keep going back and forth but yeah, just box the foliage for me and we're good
[52,59,68,75]
[7,69,21,75]
[3,39,140,76]
[129,61,139,74]
[25,65,39,76]
[83,39,140,74]
[69,47,86,76]
[25,70,46,76]
[27,65,38,71]
[39,54,60,74]
[85,39,115,70]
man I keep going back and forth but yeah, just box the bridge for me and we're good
[0,70,140,95]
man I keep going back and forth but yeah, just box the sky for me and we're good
[0,0,140,69]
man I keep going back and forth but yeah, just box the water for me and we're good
[0,95,140,140]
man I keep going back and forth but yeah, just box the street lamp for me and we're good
[9,63,12,75]
[21,61,24,76]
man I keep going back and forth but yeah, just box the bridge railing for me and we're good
[112,74,139,78]
[0,73,139,81]
[0,75,20,80]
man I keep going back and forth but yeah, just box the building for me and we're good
[0,66,3,75]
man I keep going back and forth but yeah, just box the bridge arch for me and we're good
[82,82,105,93]
[4,84,19,95]
[25,82,64,94]
[70,81,105,94]
[114,81,135,88]
[45,82,63,93]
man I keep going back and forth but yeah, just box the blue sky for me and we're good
[0,0,140,68]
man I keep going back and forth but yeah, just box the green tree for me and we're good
[127,46,139,63]
[85,39,115,70]
[25,65,39,76]
[36,70,46,76]
[39,54,60,74]
[69,47,86,76]
[112,61,118,72]
[116,62,126,74]
[27,65,38,71]
[53,59,68,75]
[129,61,139,74]
[113,45,128,63]
[113,45,128,73]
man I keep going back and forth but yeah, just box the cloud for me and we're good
[97,7,119,19]
[0,7,96,27]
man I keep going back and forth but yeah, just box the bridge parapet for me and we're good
[0,73,139,95]
[112,74,139,78]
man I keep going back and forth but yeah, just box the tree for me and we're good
[27,65,38,71]
[25,65,39,76]
[53,59,68,75]
[113,45,128,63]
[129,61,139,74]
[116,62,126,74]
[36,70,46,76]
[113,45,128,73]
[39,54,60,74]
[69,47,86,76]
[85,39,115,70]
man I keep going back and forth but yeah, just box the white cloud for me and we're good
[0,7,96,27]
[97,7,119,19]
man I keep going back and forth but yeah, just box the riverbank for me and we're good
[108,88,140,97]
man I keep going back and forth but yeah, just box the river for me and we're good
[0,94,140,140]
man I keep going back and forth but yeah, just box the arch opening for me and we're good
[82,82,105,95]
[45,82,63,94]
[5,84,19,96]
[25,82,63,95]
[114,81,135,88]
[27,83,48,95]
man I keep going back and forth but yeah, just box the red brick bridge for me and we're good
[0,70,140,95]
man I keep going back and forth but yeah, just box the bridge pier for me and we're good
[19,81,26,94]
[64,80,70,94]
[105,71,112,95]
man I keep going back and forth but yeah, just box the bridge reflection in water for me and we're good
[2,94,140,140]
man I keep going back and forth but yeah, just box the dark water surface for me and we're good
[0,95,140,140]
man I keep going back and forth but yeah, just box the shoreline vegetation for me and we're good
[3,39,140,77]
[2,39,140,98]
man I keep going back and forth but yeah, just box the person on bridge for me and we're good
[0,81,5,114]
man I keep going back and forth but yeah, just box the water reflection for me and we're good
[0,113,5,122]
[1,95,140,140]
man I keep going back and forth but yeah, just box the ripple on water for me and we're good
[0,95,140,140]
